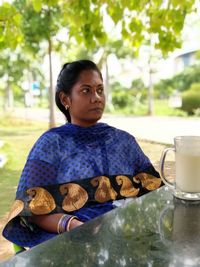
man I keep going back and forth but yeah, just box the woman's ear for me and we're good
[59,92,70,107]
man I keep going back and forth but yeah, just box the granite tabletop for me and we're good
[1,186,200,267]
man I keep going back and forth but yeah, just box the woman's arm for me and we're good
[30,213,83,233]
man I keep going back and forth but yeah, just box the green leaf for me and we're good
[32,0,42,12]
[107,4,124,24]
[45,0,58,6]
[13,13,22,25]
[0,3,16,20]
[129,17,143,34]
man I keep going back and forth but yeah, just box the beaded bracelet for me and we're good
[57,214,78,234]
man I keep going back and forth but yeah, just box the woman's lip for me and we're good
[89,108,103,112]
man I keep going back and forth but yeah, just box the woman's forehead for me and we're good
[77,69,103,83]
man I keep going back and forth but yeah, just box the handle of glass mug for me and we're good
[160,147,175,188]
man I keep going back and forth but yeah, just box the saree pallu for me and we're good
[3,123,162,247]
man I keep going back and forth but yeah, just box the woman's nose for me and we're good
[90,91,102,103]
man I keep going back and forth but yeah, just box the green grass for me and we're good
[0,115,48,218]
[154,99,187,116]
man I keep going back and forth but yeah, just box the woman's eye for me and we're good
[97,87,104,95]
[82,88,90,93]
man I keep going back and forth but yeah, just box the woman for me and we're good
[3,60,162,248]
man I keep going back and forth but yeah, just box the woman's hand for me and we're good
[69,218,84,230]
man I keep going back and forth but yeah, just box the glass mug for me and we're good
[160,136,200,200]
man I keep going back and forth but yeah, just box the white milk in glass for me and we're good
[160,136,200,200]
[176,152,200,193]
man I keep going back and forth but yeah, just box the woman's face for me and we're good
[67,69,105,127]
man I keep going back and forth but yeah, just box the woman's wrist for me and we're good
[57,215,82,234]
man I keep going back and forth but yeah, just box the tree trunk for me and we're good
[4,81,14,111]
[105,58,114,111]
[48,37,56,128]
[105,58,109,102]
[147,37,154,116]
[147,65,154,116]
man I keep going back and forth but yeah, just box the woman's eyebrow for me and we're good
[80,83,103,87]
[80,84,91,87]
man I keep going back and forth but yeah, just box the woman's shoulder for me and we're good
[33,124,69,146]
[28,124,70,158]
[104,123,135,139]
[41,124,70,137]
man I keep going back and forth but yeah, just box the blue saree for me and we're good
[3,123,162,248]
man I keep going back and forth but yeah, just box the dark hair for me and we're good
[55,59,103,122]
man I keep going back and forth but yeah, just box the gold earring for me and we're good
[65,105,69,110]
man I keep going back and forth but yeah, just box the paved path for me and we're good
[13,108,200,145]
[103,115,200,145]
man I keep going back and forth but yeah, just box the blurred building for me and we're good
[174,49,199,74]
